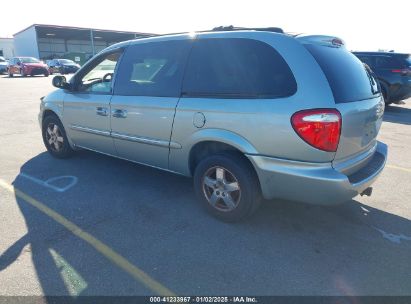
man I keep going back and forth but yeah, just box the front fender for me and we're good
[39,89,75,148]
[39,89,65,123]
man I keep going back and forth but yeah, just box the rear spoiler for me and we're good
[295,35,346,48]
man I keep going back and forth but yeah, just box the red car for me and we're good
[8,57,49,77]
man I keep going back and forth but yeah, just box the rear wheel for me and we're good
[42,115,74,158]
[8,71,13,77]
[20,69,26,77]
[194,152,261,222]
[381,86,391,105]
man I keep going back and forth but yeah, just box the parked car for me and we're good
[0,56,8,74]
[353,52,411,104]
[8,57,49,77]
[48,59,80,75]
[39,27,387,222]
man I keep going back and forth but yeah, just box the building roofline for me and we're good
[13,24,155,37]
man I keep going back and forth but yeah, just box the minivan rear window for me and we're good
[306,45,380,103]
[182,38,297,99]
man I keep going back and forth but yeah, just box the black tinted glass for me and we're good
[375,56,402,69]
[356,55,375,68]
[306,45,380,103]
[114,40,192,97]
[182,38,297,98]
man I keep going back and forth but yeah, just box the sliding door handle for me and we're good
[112,109,127,118]
[96,107,108,116]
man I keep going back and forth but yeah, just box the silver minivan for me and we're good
[39,27,387,221]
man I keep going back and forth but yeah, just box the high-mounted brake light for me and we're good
[291,109,342,152]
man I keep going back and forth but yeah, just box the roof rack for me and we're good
[211,25,284,34]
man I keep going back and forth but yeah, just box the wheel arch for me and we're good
[41,103,75,149]
[378,79,390,103]
[186,129,259,176]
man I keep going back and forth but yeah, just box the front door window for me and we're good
[76,52,122,94]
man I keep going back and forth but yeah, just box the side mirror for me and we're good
[52,75,70,90]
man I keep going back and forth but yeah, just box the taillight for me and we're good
[291,109,342,152]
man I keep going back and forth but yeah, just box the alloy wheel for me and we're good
[45,123,64,152]
[202,166,241,212]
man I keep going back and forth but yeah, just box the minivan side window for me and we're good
[114,40,192,97]
[74,50,122,94]
[182,38,297,98]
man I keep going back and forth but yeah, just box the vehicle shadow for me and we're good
[1,151,411,298]
[383,104,411,125]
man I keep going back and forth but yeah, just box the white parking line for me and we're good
[19,173,78,192]
[387,165,411,174]
[372,226,411,244]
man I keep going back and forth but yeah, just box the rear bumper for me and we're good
[247,141,388,205]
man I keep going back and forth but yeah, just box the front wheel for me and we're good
[42,115,74,158]
[194,153,261,222]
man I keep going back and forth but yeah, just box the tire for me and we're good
[194,152,262,222]
[20,69,27,77]
[44,73,49,77]
[42,115,74,159]
[8,71,13,77]
[381,86,392,105]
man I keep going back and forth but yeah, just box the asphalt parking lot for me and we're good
[0,75,410,297]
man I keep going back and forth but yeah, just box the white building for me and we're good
[13,24,153,64]
[0,38,15,59]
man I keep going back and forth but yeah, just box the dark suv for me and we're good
[353,52,411,104]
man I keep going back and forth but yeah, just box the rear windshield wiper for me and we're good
[364,65,380,95]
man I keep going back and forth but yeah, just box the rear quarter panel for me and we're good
[169,32,338,176]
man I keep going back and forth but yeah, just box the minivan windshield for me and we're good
[305,45,380,103]
[20,57,40,63]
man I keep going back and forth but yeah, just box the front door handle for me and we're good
[96,107,108,116]
[112,109,127,118]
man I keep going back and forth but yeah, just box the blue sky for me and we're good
[1,0,410,52]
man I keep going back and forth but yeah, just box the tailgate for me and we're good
[301,37,384,163]
[334,96,384,162]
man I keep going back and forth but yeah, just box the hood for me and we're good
[22,62,47,68]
